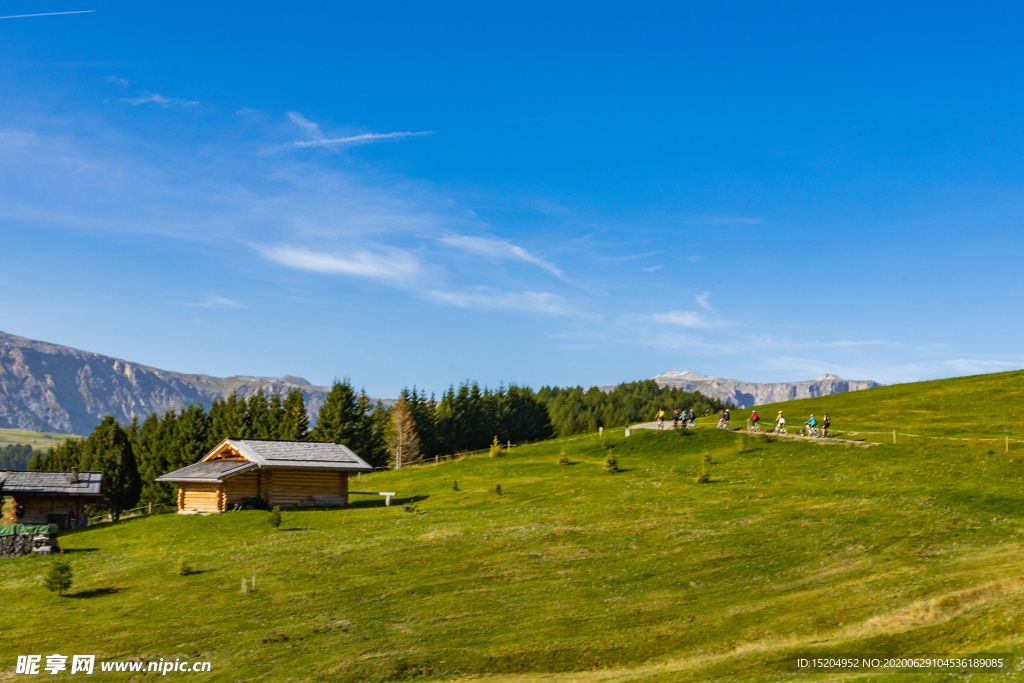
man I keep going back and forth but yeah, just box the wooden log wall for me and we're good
[222,472,260,507]
[264,470,349,508]
[15,496,85,527]
[180,483,224,513]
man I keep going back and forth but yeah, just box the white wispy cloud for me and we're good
[288,111,432,148]
[650,310,728,329]
[440,234,563,277]
[0,10,94,20]
[287,112,322,140]
[120,93,199,107]
[695,291,714,313]
[255,244,420,283]
[641,264,664,272]
[423,288,574,315]
[105,76,130,88]
[181,296,247,309]
[293,131,433,148]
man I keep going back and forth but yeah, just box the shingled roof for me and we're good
[154,439,373,484]
[0,469,102,496]
[227,439,372,471]
[154,459,256,484]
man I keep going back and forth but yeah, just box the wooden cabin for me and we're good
[0,468,103,528]
[156,439,373,514]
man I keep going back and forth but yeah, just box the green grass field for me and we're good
[3,372,1024,681]
[0,426,75,450]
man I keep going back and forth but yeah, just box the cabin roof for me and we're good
[0,469,103,496]
[154,459,256,483]
[155,438,373,483]
[225,439,372,471]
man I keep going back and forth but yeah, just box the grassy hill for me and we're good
[3,373,1024,681]
[0,426,74,450]
[731,369,1024,441]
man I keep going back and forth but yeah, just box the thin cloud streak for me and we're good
[255,244,420,283]
[120,93,199,107]
[441,234,563,277]
[181,296,247,309]
[650,310,728,329]
[423,288,575,315]
[293,131,434,148]
[0,10,94,20]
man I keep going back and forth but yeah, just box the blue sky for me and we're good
[2,1,1023,396]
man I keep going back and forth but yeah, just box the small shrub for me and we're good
[601,437,614,450]
[557,448,571,465]
[269,506,282,531]
[43,555,73,596]
[495,484,503,495]
[696,464,711,484]
[452,480,460,491]
[172,557,192,576]
[702,453,713,465]
[489,436,503,458]
[603,455,619,472]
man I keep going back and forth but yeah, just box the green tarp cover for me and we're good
[0,524,53,536]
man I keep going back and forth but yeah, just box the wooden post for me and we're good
[507,440,511,450]
[148,502,152,515]
[435,455,438,465]
[253,573,256,591]
[1007,435,1010,453]
[893,430,896,444]
[241,578,247,594]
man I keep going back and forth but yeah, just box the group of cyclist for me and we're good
[655,406,832,437]
[655,408,697,429]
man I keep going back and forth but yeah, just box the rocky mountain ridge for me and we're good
[0,331,334,434]
[649,369,880,408]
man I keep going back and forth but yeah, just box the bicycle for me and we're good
[748,422,761,433]
[800,425,820,437]
[822,428,833,439]
[772,424,788,435]
[717,420,731,430]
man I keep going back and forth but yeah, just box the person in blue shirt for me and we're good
[805,414,817,432]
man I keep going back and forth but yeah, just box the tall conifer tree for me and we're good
[277,388,309,440]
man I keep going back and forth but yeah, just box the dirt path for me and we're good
[629,421,878,447]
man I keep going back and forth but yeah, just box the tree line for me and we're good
[24,377,727,516]
[0,443,34,470]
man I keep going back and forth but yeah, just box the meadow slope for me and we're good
[2,372,1024,681]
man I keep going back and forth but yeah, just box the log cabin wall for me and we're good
[180,483,224,513]
[264,470,349,508]
[222,472,260,508]
[12,496,86,527]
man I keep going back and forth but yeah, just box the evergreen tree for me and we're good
[43,556,73,596]
[133,412,174,504]
[277,388,309,440]
[79,416,141,520]
[208,391,246,446]
[309,380,358,444]
[386,396,420,468]
[246,389,274,440]
[171,404,209,471]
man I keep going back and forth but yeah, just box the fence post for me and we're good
[893,430,896,444]
[1007,435,1010,453]
[241,578,247,594]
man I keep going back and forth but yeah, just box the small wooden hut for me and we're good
[0,468,103,528]
[156,439,373,514]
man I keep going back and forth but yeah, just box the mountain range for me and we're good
[0,330,880,435]
[649,369,880,408]
[0,331,334,435]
